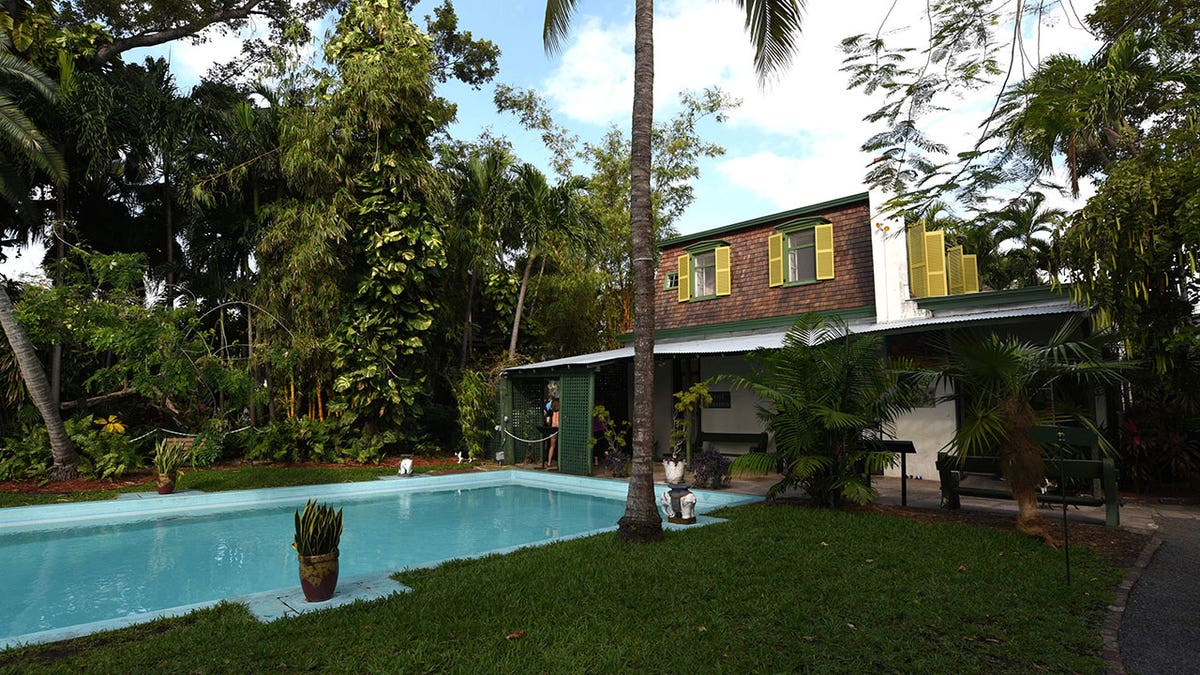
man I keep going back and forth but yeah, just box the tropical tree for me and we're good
[446,146,515,367]
[543,0,805,543]
[0,28,78,479]
[933,319,1124,544]
[725,314,928,507]
[506,163,592,359]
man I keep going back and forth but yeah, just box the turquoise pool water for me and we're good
[0,471,758,647]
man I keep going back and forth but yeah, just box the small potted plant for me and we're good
[664,383,712,483]
[662,447,686,484]
[153,439,189,494]
[293,499,343,602]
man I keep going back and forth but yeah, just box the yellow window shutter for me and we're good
[924,230,948,297]
[715,246,731,296]
[814,223,835,280]
[768,233,783,287]
[947,245,965,294]
[963,254,980,293]
[907,220,927,298]
[676,254,690,302]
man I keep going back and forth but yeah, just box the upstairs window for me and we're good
[693,251,717,298]
[786,229,817,282]
[663,271,679,290]
[676,241,731,302]
[768,218,834,287]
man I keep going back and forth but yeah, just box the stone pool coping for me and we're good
[1,470,759,648]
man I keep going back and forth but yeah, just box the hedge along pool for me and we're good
[0,470,760,648]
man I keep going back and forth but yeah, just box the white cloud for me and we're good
[543,0,1101,231]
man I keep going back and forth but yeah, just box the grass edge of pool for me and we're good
[0,502,1122,674]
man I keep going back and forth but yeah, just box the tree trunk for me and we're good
[0,286,79,479]
[507,254,535,360]
[1001,397,1055,545]
[616,0,663,543]
[247,305,257,426]
[460,267,476,369]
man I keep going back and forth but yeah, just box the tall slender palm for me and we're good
[0,31,78,479]
[991,192,1063,288]
[934,318,1124,544]
[1000,31,1193,196]
[448,149,514,367]
[507,163,591,359]
[543,0,805,542]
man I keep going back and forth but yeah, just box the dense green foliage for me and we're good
[0,462,459,508]
[843,0,1200,484]
[0,504,1122,672]
[726,314,928,506]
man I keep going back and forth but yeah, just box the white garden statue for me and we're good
[398,457,414,476]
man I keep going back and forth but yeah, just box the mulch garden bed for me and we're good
[0,456,470,495]
[865,503,1151,567]
[764,497,1150,567]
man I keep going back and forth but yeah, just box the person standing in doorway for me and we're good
[545,398,560,469]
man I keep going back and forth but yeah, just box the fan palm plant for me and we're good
[934,317,1126,543]
[724,314,928,507]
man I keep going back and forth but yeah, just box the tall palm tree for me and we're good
[506,163,591,359]
[934,318,1124,544]
[991,192,1063,288]
[543,0,805,542]
[1000,31,1193,196]
[0,30,78,479]
[448,148,514,367]
[0,29,66,208]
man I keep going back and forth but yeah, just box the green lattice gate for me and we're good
[558,371,594,476]
[508,378,546,465]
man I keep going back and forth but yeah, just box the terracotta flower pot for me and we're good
[298,550,340,602]
[156,472,176,495]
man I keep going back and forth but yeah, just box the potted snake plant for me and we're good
[293,500,343,602]
[153,439,189,494]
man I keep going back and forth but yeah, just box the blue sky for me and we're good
[3,0,1101,278]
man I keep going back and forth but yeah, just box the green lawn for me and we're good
[1,503,1122,673]
[0,463,461,508]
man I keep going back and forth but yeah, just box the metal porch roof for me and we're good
[503,300,1083,375]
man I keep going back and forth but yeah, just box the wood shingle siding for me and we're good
[655,199,874,332]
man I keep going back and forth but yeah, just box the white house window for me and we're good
[786,229,816,283]
[692,251,716,298]
[664,272,679,290]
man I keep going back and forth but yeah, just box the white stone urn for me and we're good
[662,457,686,483]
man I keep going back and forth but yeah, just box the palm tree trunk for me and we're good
[460,267,476,369]
[1001,397,1055,545]
[0,286,79,479]
[507,254,535,360]
[616,0,663,543]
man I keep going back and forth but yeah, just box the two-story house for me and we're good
[497,190,1089,480]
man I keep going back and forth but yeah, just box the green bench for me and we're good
[935,430,1120,527]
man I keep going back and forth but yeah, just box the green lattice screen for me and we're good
[558,371,594,475]
[510,378,546,465]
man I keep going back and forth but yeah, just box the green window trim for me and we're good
[769,218,834,285]
[678,240,731,302]
[663,271,679,290]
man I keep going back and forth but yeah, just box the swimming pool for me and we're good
[0,470,759,648]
